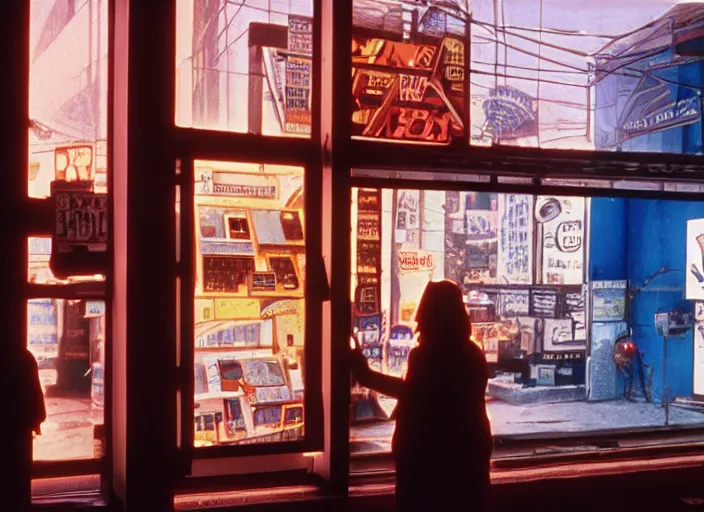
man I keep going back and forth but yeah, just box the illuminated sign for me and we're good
[351,35,466,144]
[55,144,94,182]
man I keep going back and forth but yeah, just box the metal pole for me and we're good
[663,333,670,425]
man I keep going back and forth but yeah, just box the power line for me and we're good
[470,68,587,88]
[472,19,590,57]
[473,34,588,72]
[469,13,667,40]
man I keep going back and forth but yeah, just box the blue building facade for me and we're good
[593,5,704,155]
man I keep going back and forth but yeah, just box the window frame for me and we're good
[17,0,115,486]
[343,0,704,485]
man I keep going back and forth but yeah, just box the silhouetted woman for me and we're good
[351,280,492,512]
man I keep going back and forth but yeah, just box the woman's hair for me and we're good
[413,280,471,346]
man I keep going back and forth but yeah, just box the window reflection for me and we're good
[29,0,108,198]
[468,0,703,153]
[28,299,105,461]
[176,0,314,136]
[351,1,469,143]
[193,161,305,447]
[28,237,105,284]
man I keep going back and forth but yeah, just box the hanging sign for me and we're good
[50,180,108,279]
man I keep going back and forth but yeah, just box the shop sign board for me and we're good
[84,300,105,318]
[51,181,108,278]
[398,250,435,274]
[54,187,108,253]
[211,171,277,199]
[214,299,260,320]
[619,74,700,142]
[200,241,255,255]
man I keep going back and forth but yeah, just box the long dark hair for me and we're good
[414,280,471,348]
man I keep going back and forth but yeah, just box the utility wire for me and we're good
[472,18,591,57]
[473,34,588,72]
[470,11,671,40]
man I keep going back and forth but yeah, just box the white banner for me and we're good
[538,196,585,285]
[497,194,533,284]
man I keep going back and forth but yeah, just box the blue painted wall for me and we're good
[589,198,627,281]
[590,198,704,401]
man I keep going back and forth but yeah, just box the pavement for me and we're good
[351,398,704,454]
[36,393,704,461]
[34,394,100,461]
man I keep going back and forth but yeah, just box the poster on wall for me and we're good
[497,194,533,284]
[565,288,586,342]
[537,196,585,285]
[542,317,586,352]
[686,219,704,300]
[459,193,498,285]
[395,190,420,246]
[592,280,628,322]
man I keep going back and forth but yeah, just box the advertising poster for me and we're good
[592,280,628,322]
[497,194,533,284]
[542,318,583,352]
[395,190,420,246]
[537,196,585,285]
[686,218,704,300]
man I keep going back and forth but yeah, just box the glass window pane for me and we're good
[469,0,703,153]
[29,299,105,461]
[29,0,109,198]
[193,160,305,447]
[350,186,704,458]
[28,237,105,284]
[352,0,470,144]
[176,0,314,137]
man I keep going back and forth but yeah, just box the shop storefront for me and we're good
[5,0,704,510]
